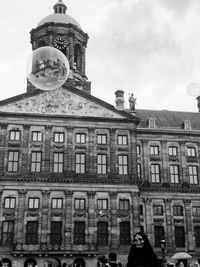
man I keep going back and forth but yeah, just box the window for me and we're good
[119,199,130,210]
[31,152,42,172]
[169,146,178,156]
[189,166,198,184]
[97,222,108,246]
[4,197,16,209]
[150,164,160,183]
[173,206,183,216]
[53,152,64,173]
[175,226,185,247]
[54,132,64,143]
[183,120,191,130]
[52,198,63,209]
[1,221,14,245]
[74,198,85,210]
[170,165,179,184]
[153,205,163,215]
[28,198,39,209]
[75,153,85,173]
[97,199,108,210]
[150,145,159,155]
[154,226,165,247]
[50,221,62,245]
[118,155,128,175]
[76,133,86,144]
[193,206,200,216]
[9,130,20,141]
[139,205,143,216]
[8,151,19,172]
[97,154,107,174]
[137,163,141,179]
[74,221,85,245]
[118,135,128,145]
[148,118,156,128]
[32,131,43,142]
[194,226,200,247]
[187,147,196,157]
[97,134,107,145]
[26,221,38,245]
[137,145,141,155]
[120,222,131,245]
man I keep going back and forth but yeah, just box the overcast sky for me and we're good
[1,0,200,112]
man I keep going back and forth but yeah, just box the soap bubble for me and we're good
[187,82,200,96]
[26,46,70,90]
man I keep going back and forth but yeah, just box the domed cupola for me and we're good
[29,0,91,94]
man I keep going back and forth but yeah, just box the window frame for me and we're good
[97,199,108,210]
[75,153,85,174]
[117,135,128,145]
[54,132,64,143]
[118,154,128,175]
[9,130,20,141]
[119,199,130,211]
[28,198,40,209]
[150,164,160,183]
[76,133,86,144]
[74,198,86,210]
[150,145,159,155]
[170,165,179,184]
[97,154,107,174]
[7,151,19,172]
[53,152,64,173]
[4,197,16,209]
[52,198,63,209]
[97,134,107,145]
[119,222,131,245]
[32,131,43,142]
[31,151,42,173]
[188,165,198,184]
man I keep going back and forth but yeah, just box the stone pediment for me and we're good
[0,87,127,119]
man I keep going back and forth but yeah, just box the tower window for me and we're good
[74,44,82,70]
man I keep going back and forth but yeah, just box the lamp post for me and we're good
[160,239,166,267]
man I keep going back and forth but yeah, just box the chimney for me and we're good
[197,96,200,112]
[115,90,124,110]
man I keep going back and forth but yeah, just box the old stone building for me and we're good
[0,1,200,267]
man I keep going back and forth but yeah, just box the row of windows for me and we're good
[1,221,131,246]
[9,130,129,145]
[137,163,199,184]
[4,197,130,210]
[7,151,128,174]
[137,145,197,157]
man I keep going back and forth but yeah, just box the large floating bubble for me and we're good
[26,46,70,90]
[187,82,200,97]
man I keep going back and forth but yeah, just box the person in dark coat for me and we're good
[127,232,159,267]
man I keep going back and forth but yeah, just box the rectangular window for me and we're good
[175,226,185,247]
[75,153,85,173]
[97,134,107,145]
[26,221,38,245]
[52,198,63,209]
[50,221,62,245]
[1,221,14,245]
[187,147,196,157]
[97,222,108,246]
[150,145,159,155]
[32,131,43,142]
[76,133,86,144]
[8,151,19,172]
[193,206,200,216]
[169,146,178,156]
[97,154,107,174]
[120,222,131,245]
[119,199,130,210]
[139,205,143,215]
[118,155,128,175]
[74,198,85,210]
[4,197,16,209]
[153,205,163,215]
[173,206,183,216]
[54,132,64,143]
[189,165,198,184]
[154,226,165,247]
[97,199,108,210]
[137,163,141,179]
[31,152,42,172]
[74,221,85,245]
[137,145,141,155]
[28,198,39,209]
[151,164,160,183]
[194,226,200,247]
[53,152,64,173]
[170,165,179,184]
[9,130,20,141]
[117,135,128,145]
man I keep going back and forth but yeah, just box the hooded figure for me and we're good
[127,232,159,267]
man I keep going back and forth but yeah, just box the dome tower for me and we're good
[29,0,91,93]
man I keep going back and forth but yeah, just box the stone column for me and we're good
[0,123,7,176]
[41,190,50,243]
[110,128,116,174]
[16,189,27,243]
[180,141,187,183]
[64,190,73,246]
[22,124,30,175]
[161,141,168,183]
[164,199,174,253]
[142,140,149,182]
[184,199,193,251]
[130,130,137,184]
[87,191,96,247]
[144,198,153,242]
[44,125,52,173]
[88,128,95,174]
[66,127,73,172]
[0,190,3,242]
[131,192,140,234]
[110,192,118,249]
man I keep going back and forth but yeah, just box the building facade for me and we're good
[0,1,200,267]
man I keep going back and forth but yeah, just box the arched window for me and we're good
[74,44,82,71]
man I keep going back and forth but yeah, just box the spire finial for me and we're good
[53,0,67,14]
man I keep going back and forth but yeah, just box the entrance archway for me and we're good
[73,258,85,267]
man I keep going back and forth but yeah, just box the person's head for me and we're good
[133,232,145,248]
[98,256,108,266]
[178,262,184,267]
[109,252,117,262]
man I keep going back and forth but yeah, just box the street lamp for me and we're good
[160,239,166,266]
